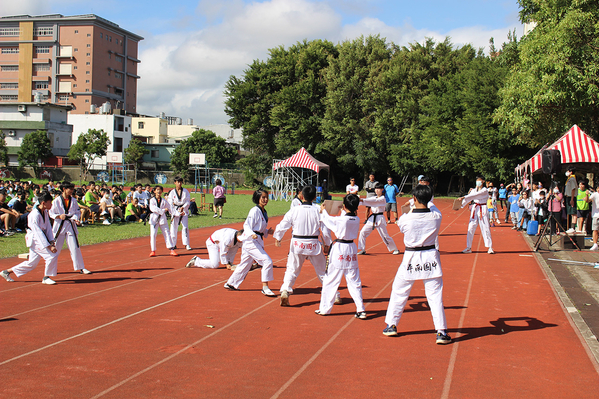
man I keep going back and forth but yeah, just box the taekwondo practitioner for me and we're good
[459,175,494,254]
[169,177,192,250]
[290,187,303,209]
[1,191,59,285]
[357,182,400,255]
[149,186,178,257]
[49,182,92,275]
[316,194,366,319]
[383,184,451,344]
[273,185,333,307]
[224,189,276,296]
[186,228,243,269]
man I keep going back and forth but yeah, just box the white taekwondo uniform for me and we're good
[12,207,59,278]
[385,205,447,331]
[358,196,398,253]
[318,210,365,315]
[149,196,175,251]
[290,197,302,209]
[273,202,332,294]
[193,228,242,269]
[461,187,493,250]
[226,206,273,288]
[168,187,191,247]
[49,194,85,271]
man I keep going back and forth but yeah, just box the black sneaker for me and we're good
[436,332,452,345]
[383,324,398,336]
[224,283,239,291]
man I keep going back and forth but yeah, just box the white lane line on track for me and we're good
[270,277,395,399]
[0,255,289,366]
[440,235,481,399]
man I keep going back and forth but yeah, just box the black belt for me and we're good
[371,212,383,226]
[405,245,436,251]
[292,235,319,239]
[334,239,354,244]
[254,231,264,238]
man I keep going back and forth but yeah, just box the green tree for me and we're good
[170,129,237,181]
[17,130,53,176]
[495,0,599,146]
[124,138,149,183]
[68,129,111,181]
[0,130,8,166]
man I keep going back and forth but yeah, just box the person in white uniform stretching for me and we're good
[49,182,92,275]
[224,189,276,296]
[1,192,59,285]
[168,177,192,250]
[358,182,400,255]
[274,185,332,307]
[383,185,451,344]
[316,194,366,319]
[186,228,243,269]
[459,175,494,254]
[149,186,178,258]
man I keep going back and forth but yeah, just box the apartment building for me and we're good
[0,14,143,114]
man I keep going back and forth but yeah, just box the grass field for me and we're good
[0,193,292,259]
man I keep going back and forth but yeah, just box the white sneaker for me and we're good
[496,220,501,225]
[42,276,56,285]
[357,250,366,255]
[103,219,111,225]
[80,268,92,275]
[213,214,218,218]
[590,244,599,251]
[334,292,342,305]
[566,228,576,234]
[488,248,495,254]
[185,256,197,268]
[261,286,276,297]
[186,245,192,250]
[100,211,108,216]
[392,250,400,255]
[0,270,14,282]
[462,248,472,254]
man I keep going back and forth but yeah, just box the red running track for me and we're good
[1,199,598,398]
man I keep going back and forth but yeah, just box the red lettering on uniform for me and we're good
[352,254,357,261]
[338,255,344,261]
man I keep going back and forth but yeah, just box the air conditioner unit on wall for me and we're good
[7,130,16,137]
[17,105,26,112]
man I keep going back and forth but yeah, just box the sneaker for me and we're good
[42,276,56,285]
[100,211,109,216]
[149,251,156,257]
[462,248,472,254]
[79,268,93,275]
[383,324,398,336]
[224,283,239,291]
[102,219,111,225]
[511,226,517,230]
[280,290,290,307]
[355,311,367,320]
[4,230,15,237]
[334,292,342,305]
[170,250,179,257]
[0,270,14,282]
[185,256,197,268]
[250,262,261,271]
[114,217,122,222]
[357,250,366,255]
[566,228,576,234]
[590,244,599,251]
[213,214,218,218]
[229,264,237,271]
[392,250,400,255]
[314,309,325,316]
[496,220,501,225]
[219,216,222,219]
[186,245,192,251]
[436,331,452,345]
[261,286,276,297]
[487,248,495,254]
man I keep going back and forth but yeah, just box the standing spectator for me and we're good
[547,185,564,235]
[212,179,226,219]
[565,167,578,232]
[575,179,590,233]
[517,190,533,231]
[384,176,400,223]
[363,173,378,221]
[346,178,359,195]
[587,182,599,250]
[535,190,549,234]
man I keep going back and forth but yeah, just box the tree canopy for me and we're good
[68,129,111,181]
[0,130,8,167]
[124,138,149,183]
[17,130,53,175]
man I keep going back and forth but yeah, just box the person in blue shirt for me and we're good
[384,177,400,223]
[508,188,520,228]
[498,183,508,213]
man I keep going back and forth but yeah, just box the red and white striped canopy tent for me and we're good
[272,147,329,172]
[516,125,599,177]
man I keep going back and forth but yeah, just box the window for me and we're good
[138,122,145,129]
[1,47,19,54]
[86,71,90,74]
[114,72,122,79]
[85,79,90,83]
[100,33,103,38]
[87,33,91,37]
[85,88,89,92]
[34,64,50,72]
[116,56,123,63]
[0,83,18,89]
[1,65,18,72]
[86,44,90,48]
[85,99,89,103]
[75,30,79,34]
[59,95,69,101]
[0,95,18,101]
[73,84,77,88]
[114,137,123,152]
[35,46,51,54]
[0,27,20,36]
[35,82,49,89]
[151,150,159,158]
[74,48,78,52]
[34,27,53,36]
[73,66,77,70]
[86,62,90,65]
[86,53,90,56]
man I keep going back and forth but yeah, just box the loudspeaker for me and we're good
[542,149,561,174]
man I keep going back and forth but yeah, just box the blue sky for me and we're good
[4,0,523,125]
